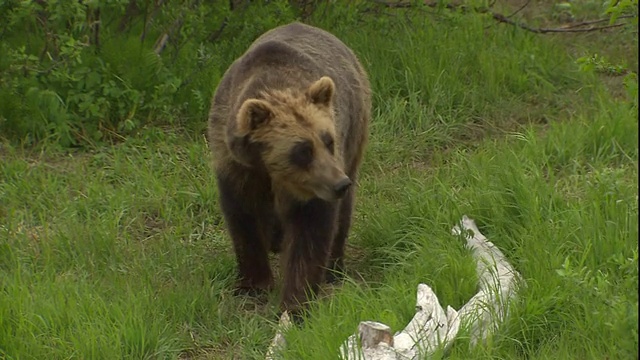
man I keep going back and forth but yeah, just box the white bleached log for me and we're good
[266,216,521,360]
[265,311,292,360]
[358,321,394,348]
[451,215,521,347]
[340,284,460,360]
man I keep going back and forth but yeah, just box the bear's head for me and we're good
[227,76,351,201]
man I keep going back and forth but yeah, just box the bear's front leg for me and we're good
[327,187,355,283]
[217,174,273,294]
[280,198,337,315]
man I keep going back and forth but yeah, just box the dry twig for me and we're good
[491,13,627,33]
[369,0,635,34]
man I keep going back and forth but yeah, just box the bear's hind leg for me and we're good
[217,175,273,294]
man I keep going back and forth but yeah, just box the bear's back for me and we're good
[248,22,360,71]
[220,22,367,109]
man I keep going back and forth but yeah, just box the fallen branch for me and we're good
[340,284,460,360]
[152,3,189,56]
[450,215,521,346]
[141,0,165,43]
[560,14,636,29]
[491,13,626,33]
[371,0,464,11]
[153,33,170,55]
[369,0,634,34]
[265,216,522,359]
[265,311,292,360]
[505,0,530,18]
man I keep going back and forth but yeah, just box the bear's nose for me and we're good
[333,178,352,198]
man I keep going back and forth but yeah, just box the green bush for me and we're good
[1,0,635,148]
[0,0,298,147]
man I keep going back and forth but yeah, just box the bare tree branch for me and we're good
[369,0,635,35]
[491,13,626,33]
[207,18,229,43]
[141,0,165,43]
[370,0,467,11]
[153,33,170,55]
[561,14,636,29]
[118,0,140,33]
[87,6,101,50]
[506,0,530,18]
[153,8,184,56]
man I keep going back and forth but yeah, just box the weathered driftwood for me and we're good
[266,216,521,359]
[358,321,394,348]
[265,311,292,360]
[340,283,460,360]
[451,215,521,347]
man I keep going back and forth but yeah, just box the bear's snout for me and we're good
[333,177,352,198]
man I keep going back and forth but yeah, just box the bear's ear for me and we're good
[235,99,273,136]
[306,76,335,107]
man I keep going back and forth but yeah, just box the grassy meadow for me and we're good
[1,2,638,359]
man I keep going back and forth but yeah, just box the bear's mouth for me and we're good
[311,177,351,202]
[314,186,338,202]
[276,174,351,202]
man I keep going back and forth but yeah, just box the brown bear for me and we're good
[207,22,371,315]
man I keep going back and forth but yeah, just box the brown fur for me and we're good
[207,22,371,315]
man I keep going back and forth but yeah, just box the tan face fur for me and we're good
[232,76,351,201]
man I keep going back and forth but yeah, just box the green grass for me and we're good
[1,4,638,360]
[279,99,638,359]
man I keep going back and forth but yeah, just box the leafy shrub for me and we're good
[0,0,297,147]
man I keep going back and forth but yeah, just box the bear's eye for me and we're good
[321,133,335,155]
[289,140,314,168]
